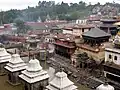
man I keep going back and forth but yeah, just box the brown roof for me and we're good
[27,30,49,35]
[73,24,95,29]
[54,42,75,48]
[53,33,76,42]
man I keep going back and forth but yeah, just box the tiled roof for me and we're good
[54,33,76,42]
[25,22,63,30]
[73,24,95,29]
[82,27,111,38]
[27,30,49,35]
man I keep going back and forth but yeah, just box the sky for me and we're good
[0,0,120,11]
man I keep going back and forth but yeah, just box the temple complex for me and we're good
[99,19,119,35]
[4,54,27,85]
[76,27,111,60]
[0,48,11,75]
[46,70,78,90]
[104,32,120,89]
[19,59,49,90]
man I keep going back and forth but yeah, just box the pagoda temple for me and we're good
[46,71,77,90]
[76,27,111,60]
[99,19,119,35]
[4,54,27,85]
[19,59,49,90]
[0,48,11,75]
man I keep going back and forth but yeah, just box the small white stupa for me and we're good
[96,82,115,90]
[19,59,49,90]
[0,48,11,75]
[5,54,27,85]
[0,48,11,63]
[46,70,78,90]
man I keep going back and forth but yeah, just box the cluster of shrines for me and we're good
[1,18,120,90]
[51,18,120,89]
[19,18,120,89]
[0,47,116,90]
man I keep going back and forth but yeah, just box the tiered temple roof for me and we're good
[0,48,11,63]
[5,54,27,72]
[46,71,77,90]
[19,59,49,83]
[82,27,111,38]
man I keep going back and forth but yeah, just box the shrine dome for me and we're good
[96,84,114,90]
[9,54,24,64]
[27,59,42,72]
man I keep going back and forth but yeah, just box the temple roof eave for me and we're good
[19,73,49,84]
[0,57,11,63]
[5,65,27,72]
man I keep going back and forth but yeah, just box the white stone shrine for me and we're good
[0,48,11,75]
[46,71,78,90]
[19,59,49,90]
[5,54,27,85]
[96,83,114,90]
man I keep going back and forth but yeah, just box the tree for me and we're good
[14,19,31,35]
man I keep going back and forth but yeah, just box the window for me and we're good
[109,55,112,59]
[82,29,84,32]
[114,56,117,60]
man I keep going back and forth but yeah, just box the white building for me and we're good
[0,48,11,75]
[46,71,77,90]
[5,54,27,85]
[19,59,49,90]
[63,24,94,37]
[104,33,120,88]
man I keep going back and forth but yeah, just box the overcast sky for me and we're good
[0,0,120,11]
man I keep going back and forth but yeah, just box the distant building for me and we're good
[63,24,94,37]
[26,35,40,49]
[99,19,119,35]
[53,33,77,59]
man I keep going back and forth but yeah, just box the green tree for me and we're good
[15,19,31,35]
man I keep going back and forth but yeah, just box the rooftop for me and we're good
[54,33,77,42]
[82,28,111,38]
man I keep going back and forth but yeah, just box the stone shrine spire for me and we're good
[5,54,27,85]
[19,59,49,90]
[5,54,27,72]
[46,71,78,90]
[0,48,11,63]
[0,48,11,75]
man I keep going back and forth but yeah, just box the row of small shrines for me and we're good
[0,47,115,90]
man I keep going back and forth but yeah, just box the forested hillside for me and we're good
[0,1,120,24]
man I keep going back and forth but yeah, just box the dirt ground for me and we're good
[0,75,23,90]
